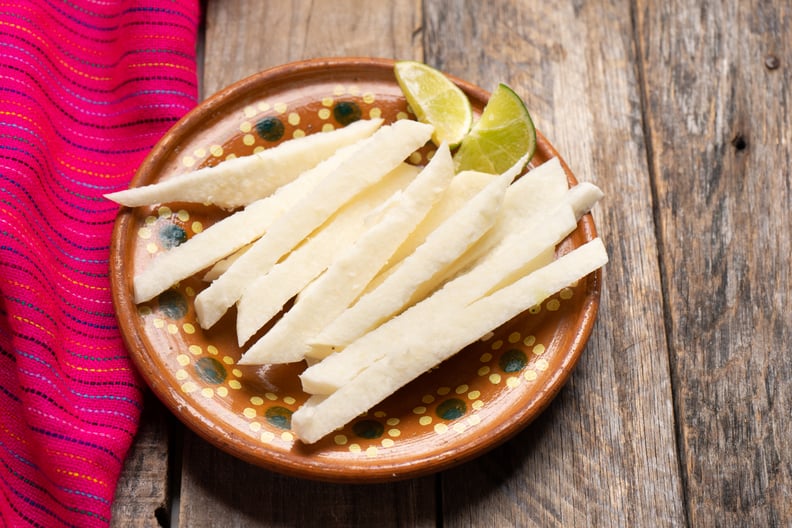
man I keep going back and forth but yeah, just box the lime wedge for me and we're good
[453,83,536,174]
[394,60,473,147]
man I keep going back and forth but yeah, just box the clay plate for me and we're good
[110,57,601,482]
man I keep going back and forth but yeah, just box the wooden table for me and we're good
[110,1,791,526]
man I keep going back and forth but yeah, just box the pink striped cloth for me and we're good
[0,1,199,526]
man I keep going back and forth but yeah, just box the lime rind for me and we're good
[453,83,537,174]
[394,61,473,147]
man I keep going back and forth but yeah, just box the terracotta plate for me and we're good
[110,57,601,482]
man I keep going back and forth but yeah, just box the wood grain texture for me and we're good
[636,1,792,526]
[174,2,437,525]
[178,433,436,527]
[110,393,172,528]
[111,1,792,526]
[424,1,686,526]
[201,0,422,98]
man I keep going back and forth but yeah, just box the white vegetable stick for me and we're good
[194,119,434,329]
[383,170,495,270]
[309,153,528,354]
[237,143,455,365]
[234,163,420,346]
[201,244,251,282]
[292,238,609,443]
[300,201,580,393]
[131,137,363,303]
[106,118,384,209]
[439,157,569,280]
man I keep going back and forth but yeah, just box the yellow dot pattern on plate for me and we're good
[137,88,575,459]
[189,345,201,355]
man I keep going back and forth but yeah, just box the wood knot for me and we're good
[731,133,748,151]
[764,55,780,70]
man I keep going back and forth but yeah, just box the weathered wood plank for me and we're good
[201,0,422,98]
[111,393,173,528]
[424,0,686,525]
[636,1,792,526]
[175,2,436,525]
[178,433,436,527]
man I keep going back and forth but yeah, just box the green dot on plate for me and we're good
[352,419,384,439]
[159,223,187,249]
[333,101,361,125]
[436,398,466,420]
[256,117,285,142]
[157,289,188,319]
[499,349,528,373]
[265,406,293,430]
[193,357,227,384]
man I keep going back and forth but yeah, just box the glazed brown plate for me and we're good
[110,57,601,482]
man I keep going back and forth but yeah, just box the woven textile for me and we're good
[0,1,199,526]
